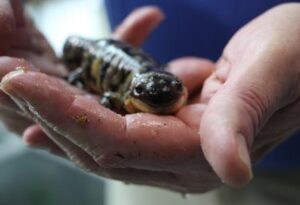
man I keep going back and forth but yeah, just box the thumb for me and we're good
[199,53,299,187]
[199,3,300,187]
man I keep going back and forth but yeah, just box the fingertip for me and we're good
[22,124,41,145]
[168,57,214,81]
[124,5,165,29]
[168,57,214,93]
[113,6,165,47]
[134,5,165,19]
[0,68,26,94]
[0,63,36,96]
[168,57,214,69]
[1,71,75,110]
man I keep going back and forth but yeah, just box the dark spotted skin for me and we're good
[130,71,183,107]
[63,36,187,114]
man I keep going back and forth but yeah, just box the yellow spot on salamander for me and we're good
[91,58,102,86]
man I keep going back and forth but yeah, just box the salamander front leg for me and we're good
[99,92,124,112]
[66,67,85,89]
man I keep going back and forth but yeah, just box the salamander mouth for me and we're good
[124,87,188,114]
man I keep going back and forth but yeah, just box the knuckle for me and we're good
[235,86,271,135]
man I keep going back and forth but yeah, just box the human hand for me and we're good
[199,3,300,187]
[0,0,66,136]
[1,6,220,193]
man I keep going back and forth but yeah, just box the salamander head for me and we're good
[63,36,90,68]
[125,71,188,114]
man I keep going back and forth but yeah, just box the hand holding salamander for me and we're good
[0,6,217,193]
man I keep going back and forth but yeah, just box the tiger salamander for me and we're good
[63,36,188,114]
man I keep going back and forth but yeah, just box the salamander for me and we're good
[63,36,188,114]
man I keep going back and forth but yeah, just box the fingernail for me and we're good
[0,68,26,92]
[237,134,253,180]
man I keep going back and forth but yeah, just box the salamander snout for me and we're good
[125,71,187,114]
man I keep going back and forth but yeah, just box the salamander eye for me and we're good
[172,81,183,91]
[134,85,144,95]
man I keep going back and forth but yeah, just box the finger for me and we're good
[176,104,206,131]
[10,0,26,27]
[8,50,67,76]
[9,0,46,54]
[1,70,209,173]
[1,70,126,165]
[24,122,100,171]
[20,106,190,192]
[12,28,44,54]
[11,91,101,171]
[0,0,31,52]
[20,116,216,193]
[5,81,93,164]
[0,56,37,79]
[0,0,16,53]
[7,0,56,58]
[30,26,57,60]
[0,107,32,135]
[122,113,207,172]
[23,124,67,157]
[168,57,214,94]
[22,124,205,192]
[197,56,230,103]
[112,6,164,47]
[0,57,37,111]
[12,25,57,59]
[199,72,224,104]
